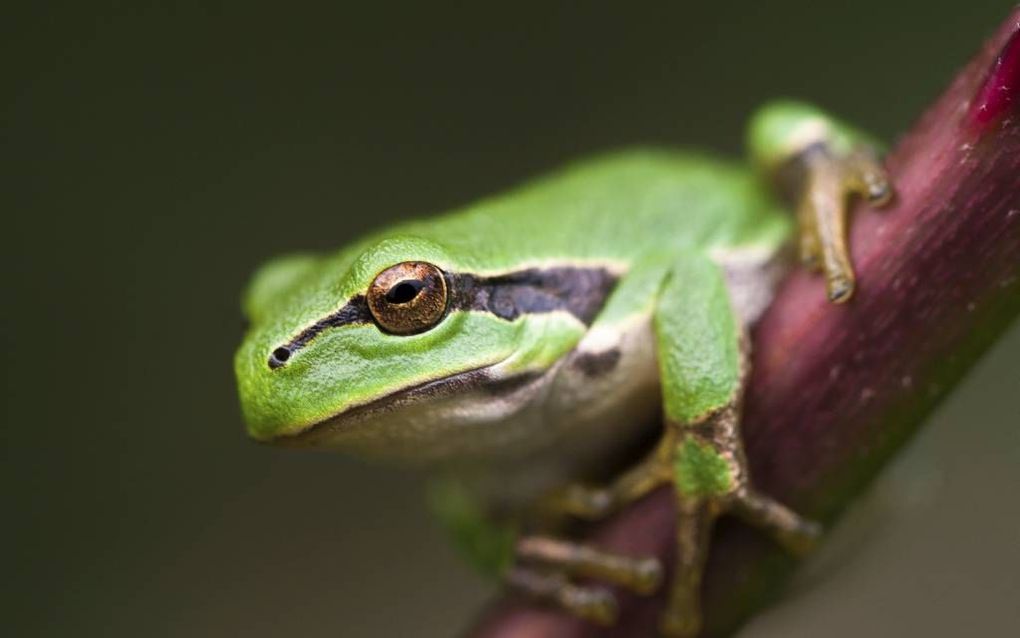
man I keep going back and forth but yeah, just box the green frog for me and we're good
[234,100,891,636]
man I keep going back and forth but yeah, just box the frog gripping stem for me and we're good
[749,99,895,304]
[471,7,1020,638]
[793,145,892,303]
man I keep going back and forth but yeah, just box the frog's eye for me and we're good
[367,261,449,335]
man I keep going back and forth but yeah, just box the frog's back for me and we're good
[409,148,791,269]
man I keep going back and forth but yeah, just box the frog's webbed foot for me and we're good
[657,406,823,637]
[653,488,822,637]
[528,420,821,637]
[794,145,892,303]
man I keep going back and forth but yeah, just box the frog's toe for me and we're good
[505,566,619,625]
[660,609,702,638]
[827,274,855,304]
[799,231,823,272]
[541,483,614,520]
[730,488,824,557]
[848,149,894,205]
[515,535,663,595]
[793,145,894,304]
[865,174,893,205]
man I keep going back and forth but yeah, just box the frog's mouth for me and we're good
[271,363,548,460]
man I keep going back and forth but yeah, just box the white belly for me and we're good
[450,313,662,505]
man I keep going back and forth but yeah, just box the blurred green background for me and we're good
[4,2,1018,636]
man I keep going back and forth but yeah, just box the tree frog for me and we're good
[234,101,891,637]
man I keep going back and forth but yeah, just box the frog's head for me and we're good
[234,235,617,464]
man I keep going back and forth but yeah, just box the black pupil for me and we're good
[385,279,424,304]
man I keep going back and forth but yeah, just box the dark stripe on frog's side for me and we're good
[448,267,617,325]
[269,265,618,368]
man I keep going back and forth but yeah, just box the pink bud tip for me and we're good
[970,24,1020,131]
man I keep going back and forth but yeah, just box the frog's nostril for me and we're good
[269,346,292,369]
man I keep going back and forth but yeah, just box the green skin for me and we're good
[235,100,879,617]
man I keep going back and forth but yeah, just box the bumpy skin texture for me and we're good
[653,254,742,425]
[235,100,884,636]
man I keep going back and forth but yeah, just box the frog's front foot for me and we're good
[506,535,662,625]
[520,411,823,637]
[794,145,892,303]
[507,441,675,624]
